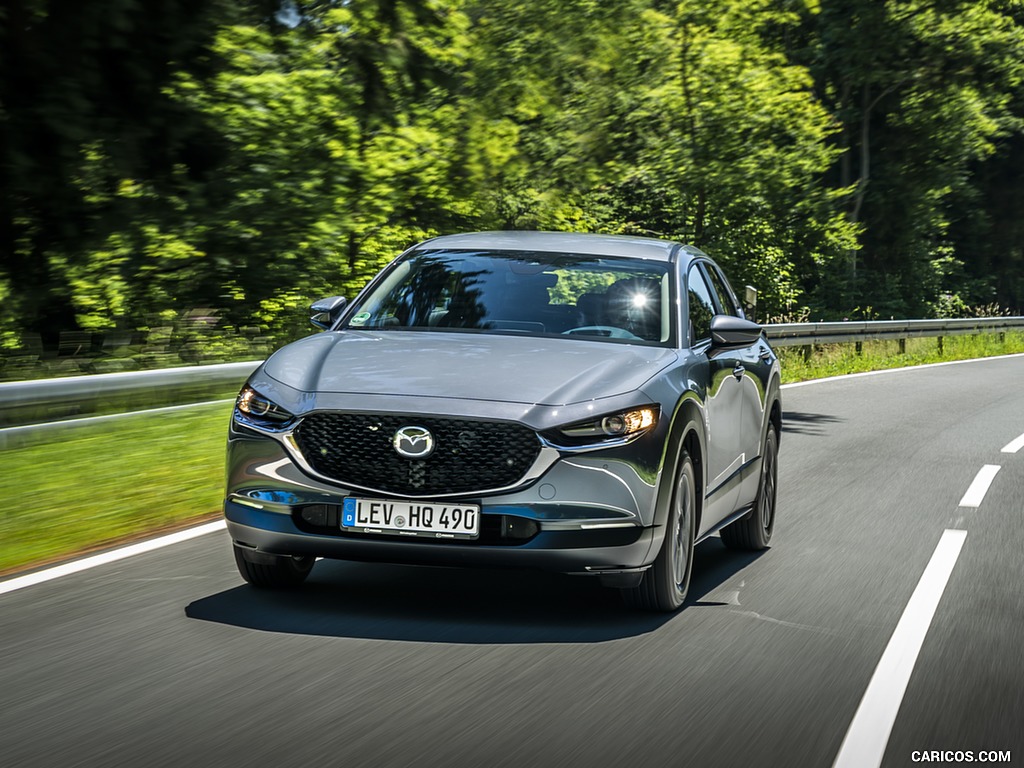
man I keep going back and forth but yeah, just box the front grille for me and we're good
[293,413,542,495]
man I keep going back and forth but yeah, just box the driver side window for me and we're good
[687,265,716,346]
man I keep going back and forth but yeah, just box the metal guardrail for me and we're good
[2,316,1022,433]
[0,361,261,435]
[0,360,261,410]
[763,317,1024,346]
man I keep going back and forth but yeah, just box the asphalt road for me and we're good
[2,355,1023,768]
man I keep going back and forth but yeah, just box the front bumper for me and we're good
[225,417,668,575]
[226,500,659,576]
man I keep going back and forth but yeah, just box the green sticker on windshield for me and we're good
[350,312,371,326]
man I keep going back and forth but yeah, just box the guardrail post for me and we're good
[937,336,943,355]
[898,338,906,355]
[855,342,863,356]
[802,345,812,363]
[1000,332,1006,344]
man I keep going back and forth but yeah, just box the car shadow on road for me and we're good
[782,411,844,437]
[184,538,766,644]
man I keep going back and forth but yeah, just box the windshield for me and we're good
[343,249,674,346]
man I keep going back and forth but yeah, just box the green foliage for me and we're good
[3,0,1024,373]
[461,0,859,317]
[0,0,232,346]
[798,0,1024,316]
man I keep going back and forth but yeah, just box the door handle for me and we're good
[732,365,745,380]
[758,347,772,361]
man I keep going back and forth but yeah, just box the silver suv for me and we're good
[225,231,781,611]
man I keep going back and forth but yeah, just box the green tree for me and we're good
[0,0,231,347]
[5,0,1024,364]
[801,0,1024,316]
[466,0,857,317]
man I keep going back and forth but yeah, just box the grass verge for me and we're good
[777,331,1024,383]
[2,331,1023,575]
[0,402,232,574]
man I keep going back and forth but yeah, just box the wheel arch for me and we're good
[652,394,707,536]
[764,371,783,446]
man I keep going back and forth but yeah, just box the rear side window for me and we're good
[686,265,716,346]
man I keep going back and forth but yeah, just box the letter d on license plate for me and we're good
[342,497,480,540]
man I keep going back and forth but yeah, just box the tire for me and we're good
[233,546,315,589]
[623,450,696,612]
[720,424,778,551]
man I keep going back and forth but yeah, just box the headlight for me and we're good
[558,406,659,440]
[235,385,294,428]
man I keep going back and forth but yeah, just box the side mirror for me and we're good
[710,314,763,348]
[309,295,348,330]
[743,285,757,322]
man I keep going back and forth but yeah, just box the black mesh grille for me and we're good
[294,413,542,495]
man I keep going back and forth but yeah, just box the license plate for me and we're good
[341,497,480,540]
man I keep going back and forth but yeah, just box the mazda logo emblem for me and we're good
[393,425,435,459]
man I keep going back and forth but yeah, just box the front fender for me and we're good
[651,392,706,534]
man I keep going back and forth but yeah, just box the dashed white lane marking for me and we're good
[832,529,968,768]
[958,465,1001,508]
[1001,432,1024,454]
[0,520,227,596]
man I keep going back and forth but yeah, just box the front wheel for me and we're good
[721,424,778,551]
[233,546,315,589]
[622,450,696,612]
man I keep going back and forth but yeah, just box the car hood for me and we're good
[262,330,677,407]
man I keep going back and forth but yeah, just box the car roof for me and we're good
[416,231,700,264]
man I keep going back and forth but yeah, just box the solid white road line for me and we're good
[1001,432,1024,454]
[958,465,1001,508]
[832,529,968,768]
[0,520,227,596]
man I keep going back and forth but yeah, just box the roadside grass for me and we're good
[778,331,1024,383]
[2,331,1024,575]
[0,403,231,574]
